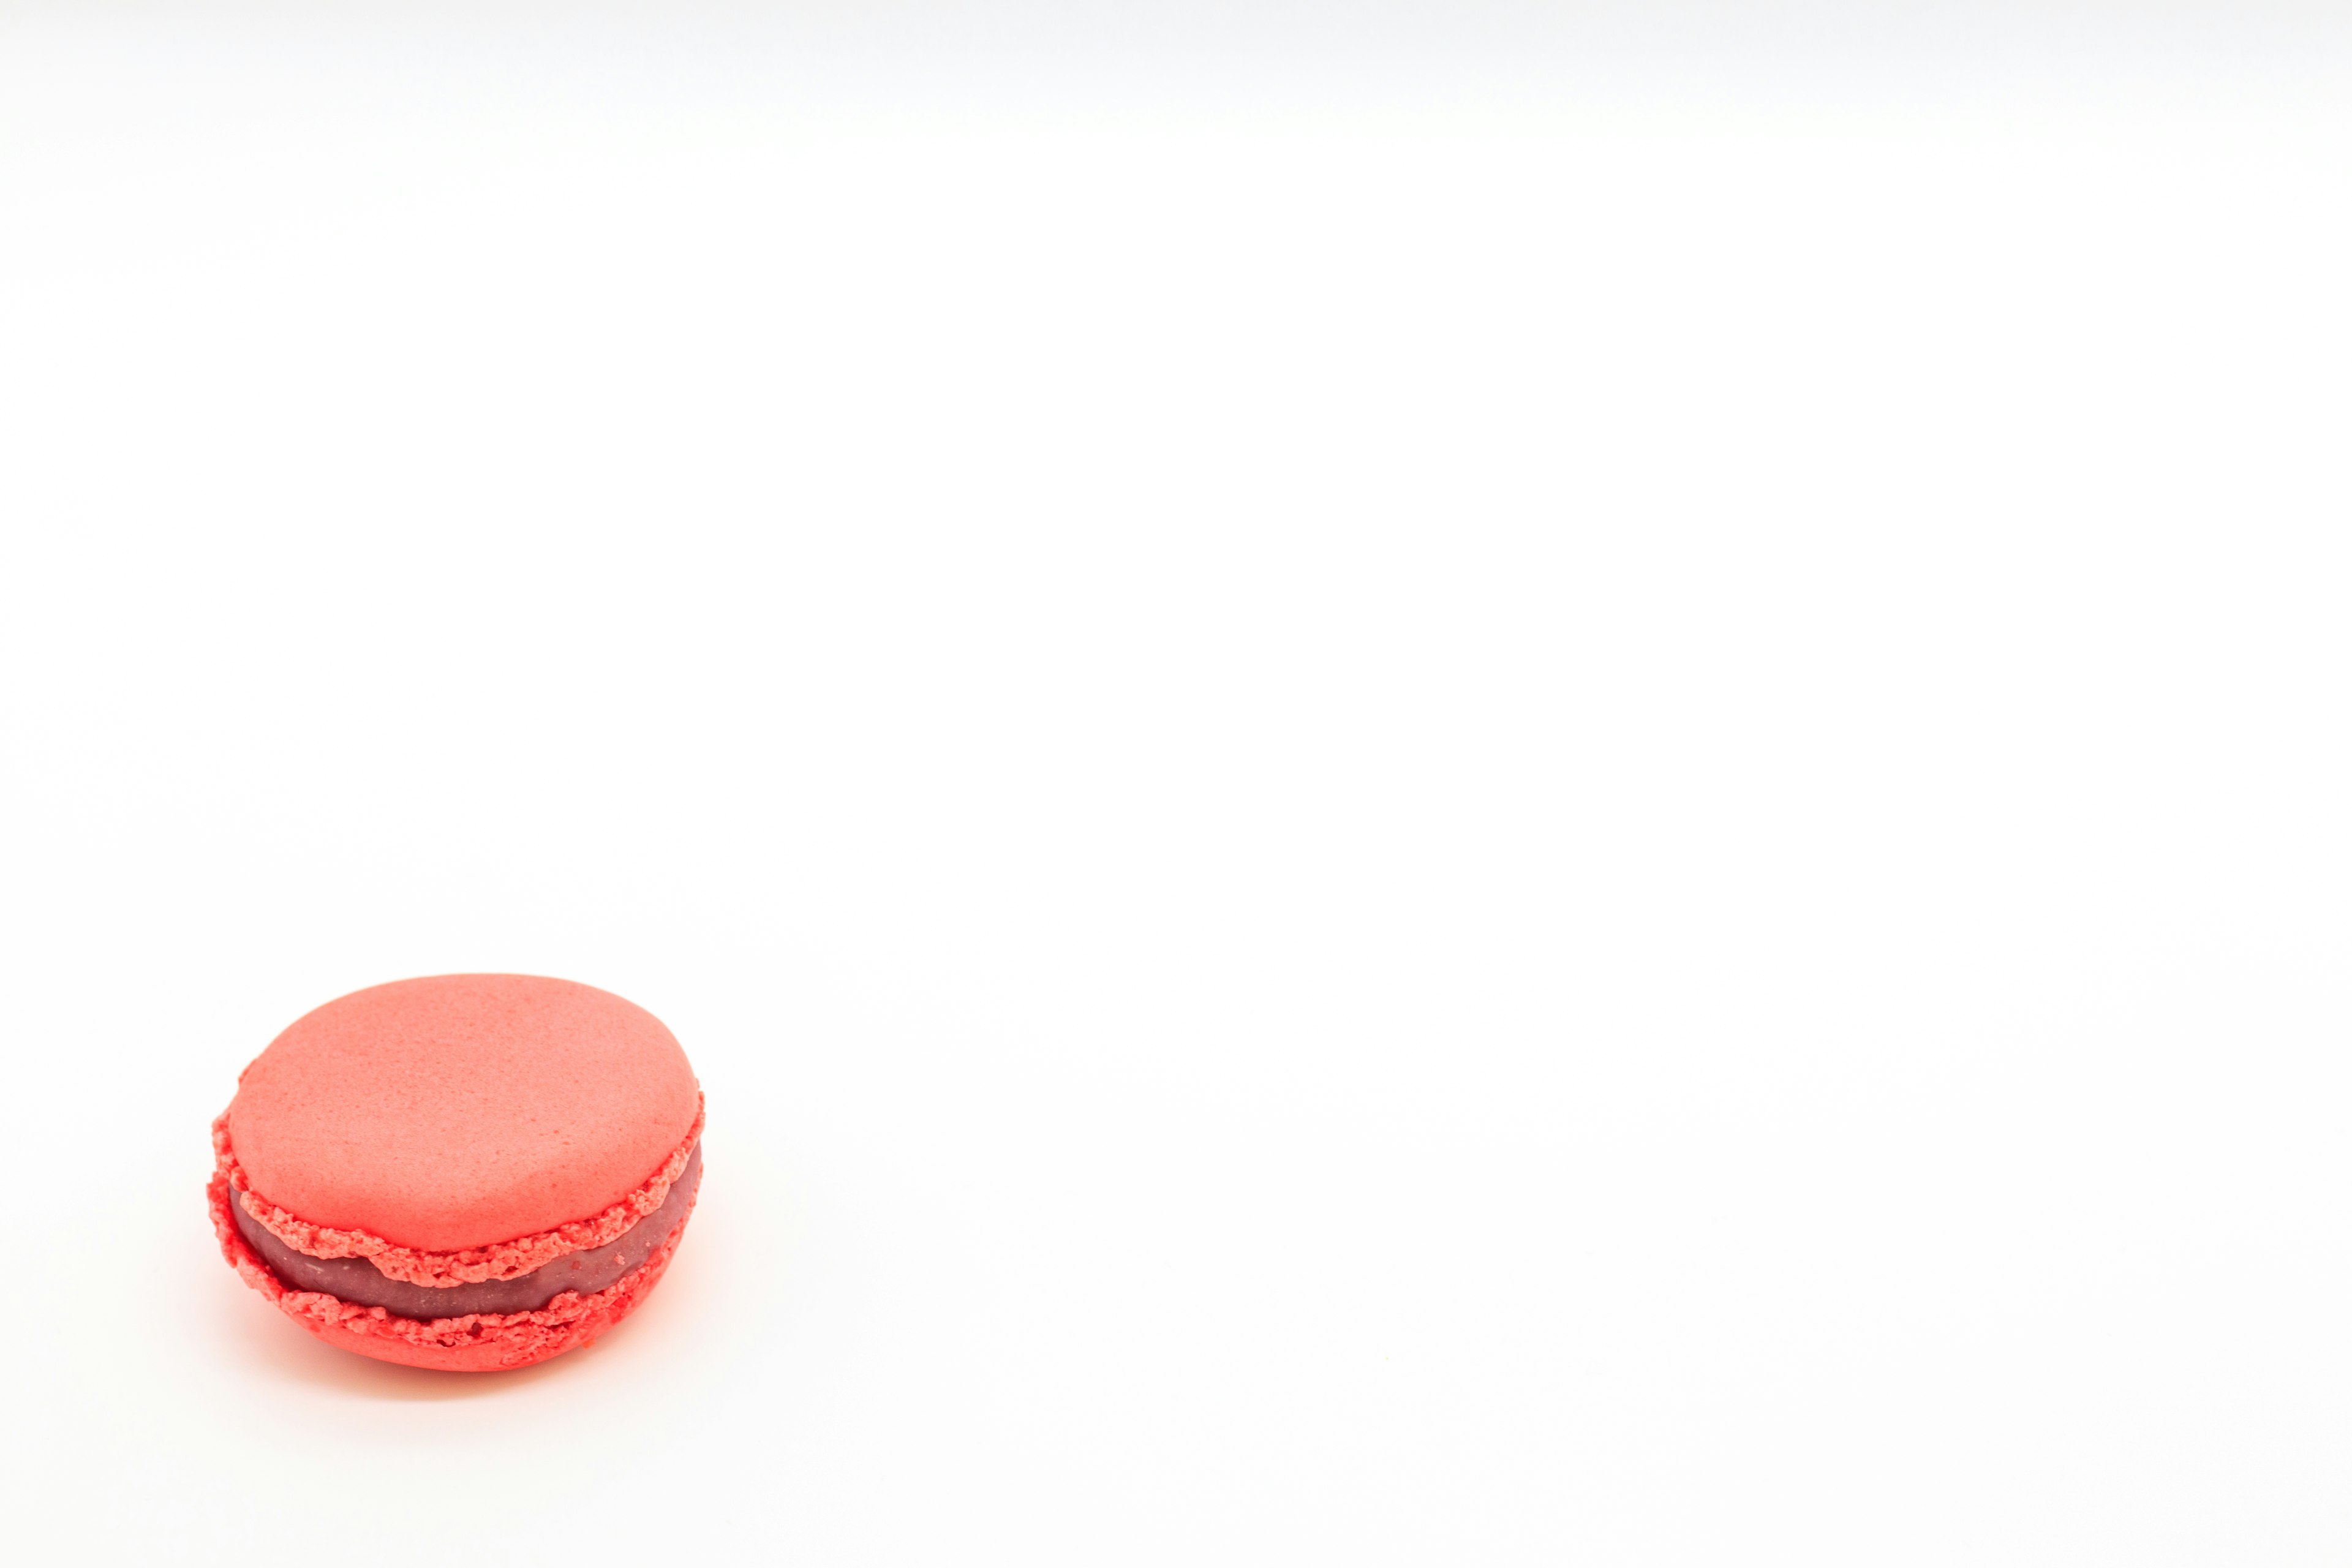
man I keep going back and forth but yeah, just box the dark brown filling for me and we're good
[230,1143,701,1321]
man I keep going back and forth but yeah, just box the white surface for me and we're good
[5,10,2352,1564]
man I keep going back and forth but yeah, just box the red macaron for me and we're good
[209,974,704,1372]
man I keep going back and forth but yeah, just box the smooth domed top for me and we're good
[226,974,701,1251]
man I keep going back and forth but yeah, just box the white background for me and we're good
[5,5,2352,1563]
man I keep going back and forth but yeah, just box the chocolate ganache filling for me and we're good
[230,1143,701,1319]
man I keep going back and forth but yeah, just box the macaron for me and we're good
[209,974,704,1373]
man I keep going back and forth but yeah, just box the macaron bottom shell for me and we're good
[209,1173,699,1373]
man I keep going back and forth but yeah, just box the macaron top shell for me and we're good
[227,974,701,1252]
